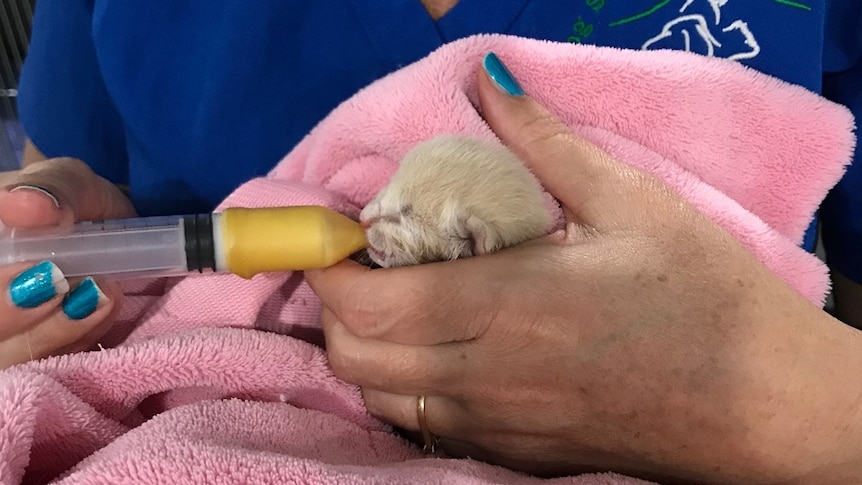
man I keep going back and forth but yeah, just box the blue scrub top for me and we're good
[17,0,862,282]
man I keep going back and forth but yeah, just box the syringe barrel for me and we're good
[0,215,201,279]
[0,206,368,280]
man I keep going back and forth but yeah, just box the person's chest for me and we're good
[88,0,835,216]
[93,1,833,118]
[511,1,830,91]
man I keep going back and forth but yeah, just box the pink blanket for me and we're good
[1,35,855,484]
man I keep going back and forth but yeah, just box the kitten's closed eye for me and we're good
[359,200,403,228]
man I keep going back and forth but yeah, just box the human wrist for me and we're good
[740,302,862,484]
[787,324,862,484]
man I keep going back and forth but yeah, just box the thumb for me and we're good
[477,52,636,230]
[0,158,135,227]
[0,183,67,227]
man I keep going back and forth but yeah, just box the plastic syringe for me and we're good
[0,206,369,280]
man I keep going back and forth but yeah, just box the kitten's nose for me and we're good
[360,219,370,229]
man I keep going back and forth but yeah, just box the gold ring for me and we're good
[416,395,439,454]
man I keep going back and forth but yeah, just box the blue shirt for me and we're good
[17,0,862,282]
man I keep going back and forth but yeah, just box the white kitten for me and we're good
[360,134,553,268]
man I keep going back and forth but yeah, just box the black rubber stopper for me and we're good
[183,214,216,272]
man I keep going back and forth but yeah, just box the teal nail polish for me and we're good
[483,52,525,96]
[63,277,106,320]
[8,261,69,308]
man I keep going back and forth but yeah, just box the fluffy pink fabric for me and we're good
[0,35,854,484]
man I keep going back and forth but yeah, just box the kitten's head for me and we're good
[359,186,499,268]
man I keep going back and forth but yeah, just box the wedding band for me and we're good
[416,395,440,454]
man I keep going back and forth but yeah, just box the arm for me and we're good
[306,53,862,484]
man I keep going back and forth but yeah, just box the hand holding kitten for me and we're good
[306,53,862,484]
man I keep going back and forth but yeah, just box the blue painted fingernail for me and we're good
[62,277,106,320]
[483,52,525,96]
[8,261,70,308]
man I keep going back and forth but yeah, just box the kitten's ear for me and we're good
[458,215,501,256]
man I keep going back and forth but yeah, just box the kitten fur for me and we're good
[360,134,553,268]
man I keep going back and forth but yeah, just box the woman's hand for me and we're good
[0,157,135,369]
[305,53,862,484]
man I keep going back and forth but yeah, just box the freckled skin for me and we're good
[359,135,555,268]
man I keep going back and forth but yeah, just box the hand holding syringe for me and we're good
[0,206,369,280]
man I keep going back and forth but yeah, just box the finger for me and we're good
[0,261,70,340]
[0,276,119,367]
[0,158,135,225]
[0,184,69,227]
[321,308,469,396]
[361,389,470,443]
[306,253,515,345]
[477,52,638,229]
[362,389,548,470]
[31,277,121,356]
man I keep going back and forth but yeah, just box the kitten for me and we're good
[360,134,553,268]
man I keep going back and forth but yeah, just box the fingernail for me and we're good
[9,261,70,308]
[9,185,61,208]
[62,277,107,320]
[483,52,525,96]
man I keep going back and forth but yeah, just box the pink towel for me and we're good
[1,34,854,485]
